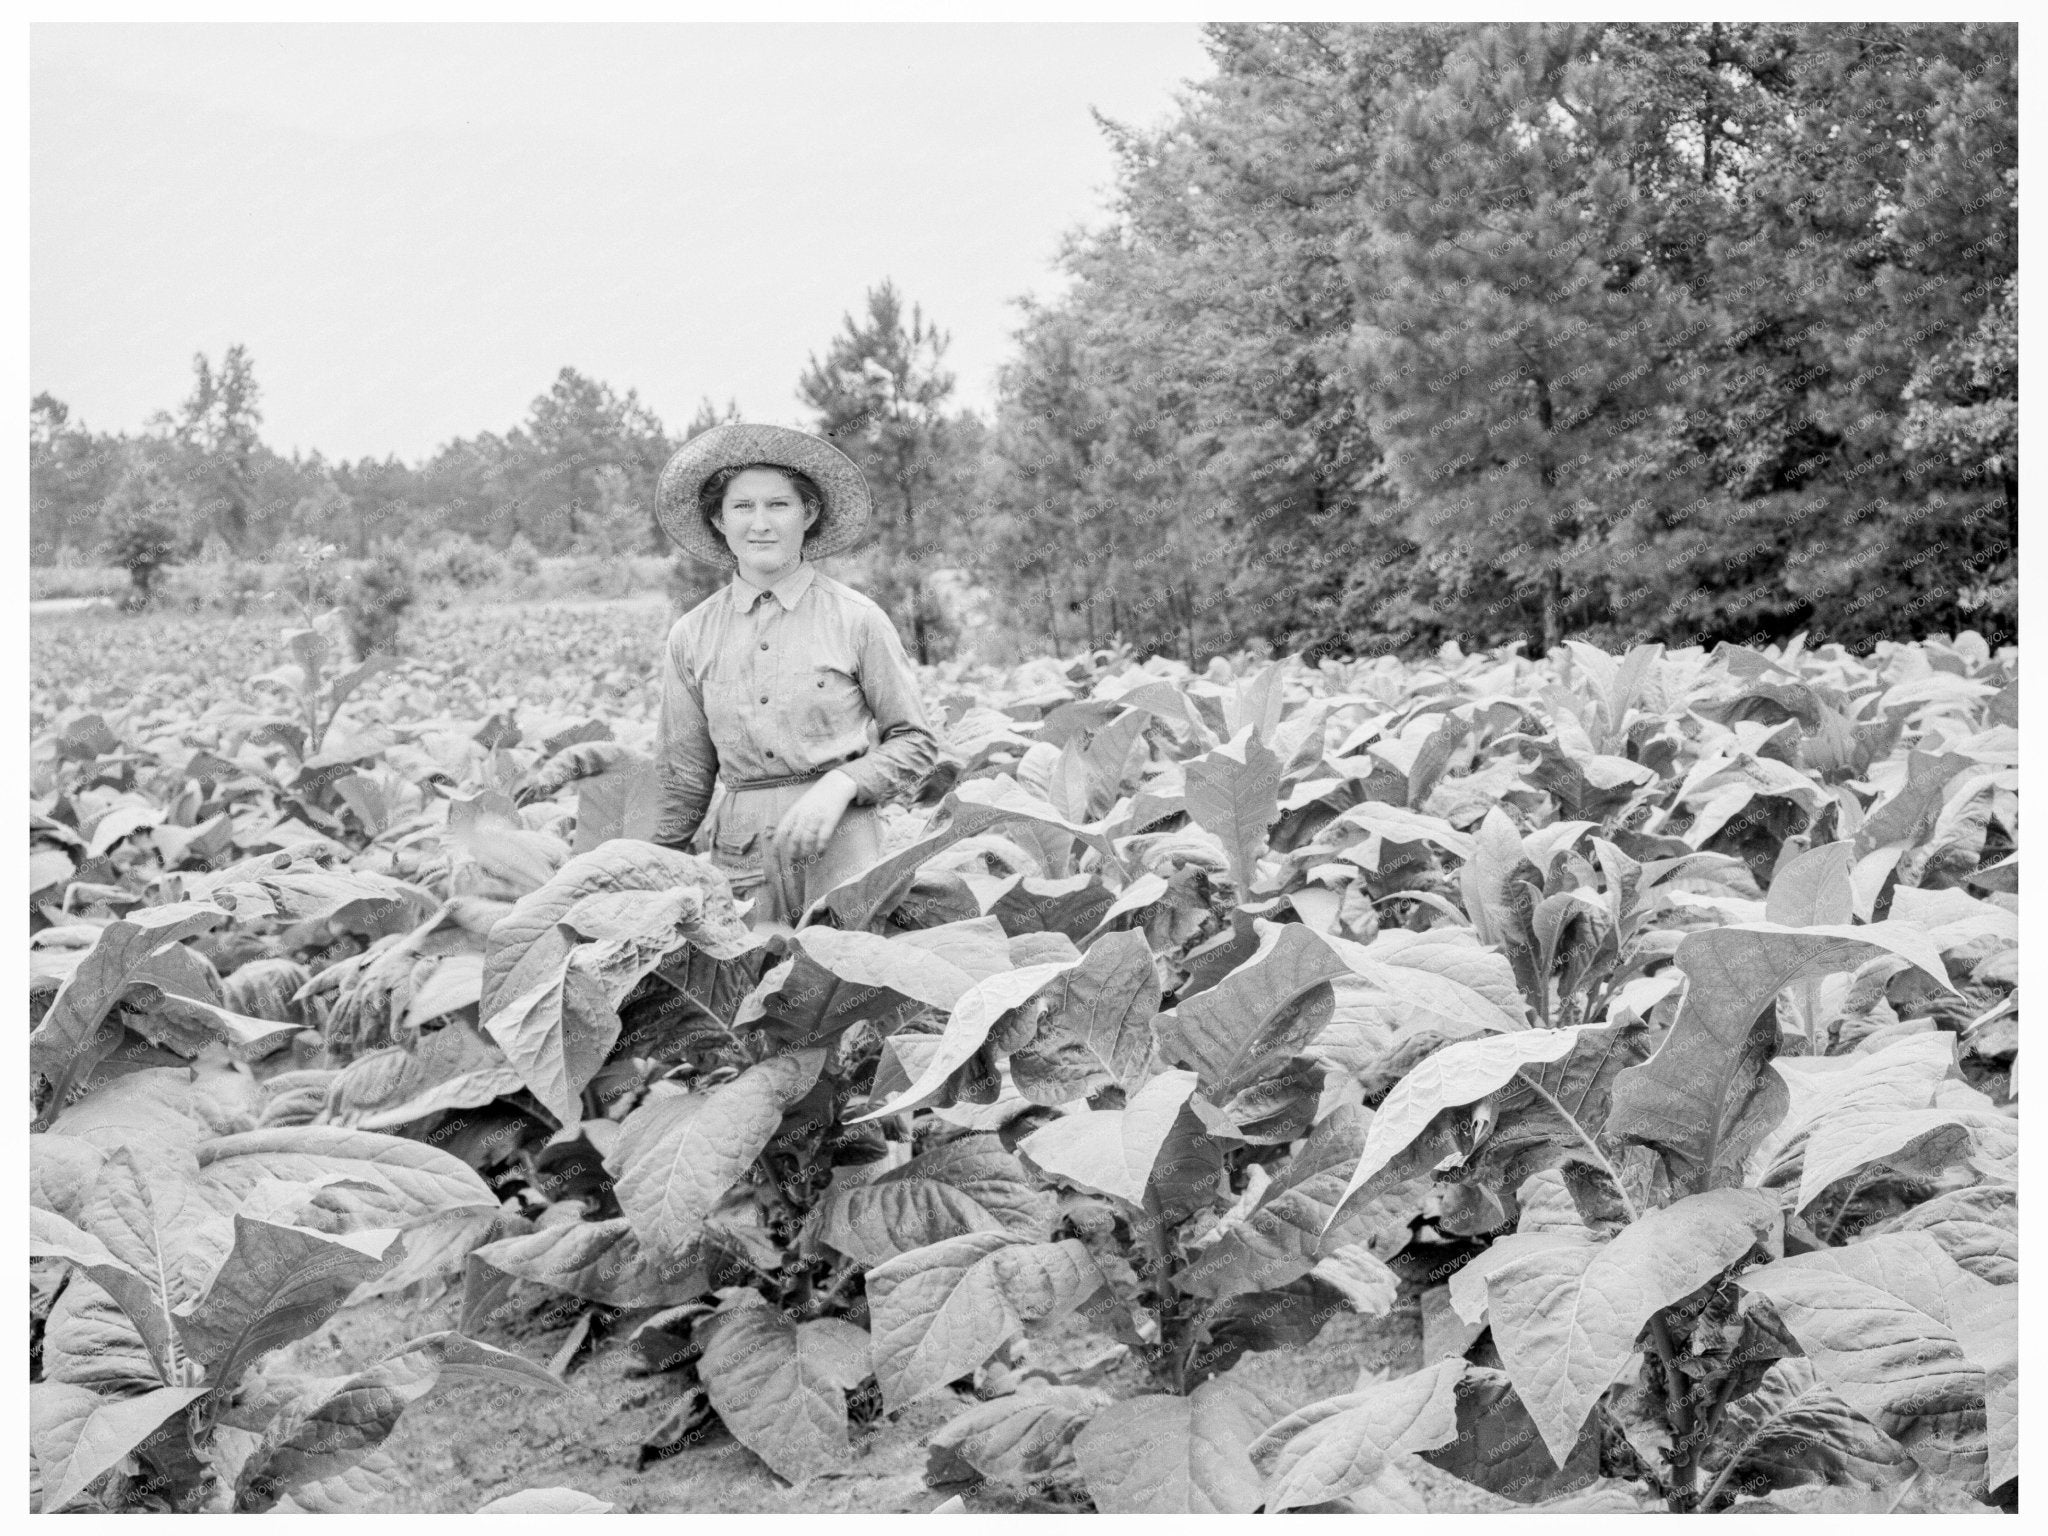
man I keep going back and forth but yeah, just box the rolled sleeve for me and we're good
[834,610,940,807]
[652,626,718,846]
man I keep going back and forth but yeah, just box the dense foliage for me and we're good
[29,605,2017,1513]
[34,24,2016,665]
[975,21,2017,661]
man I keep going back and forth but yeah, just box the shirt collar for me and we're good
[731,560,816,613]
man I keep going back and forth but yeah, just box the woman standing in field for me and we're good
[650,423,938,927]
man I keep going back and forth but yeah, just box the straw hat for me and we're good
[655,423,873,569]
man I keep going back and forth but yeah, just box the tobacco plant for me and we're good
[1255,806,2017,1511]
[27,630,2017,1513]
[28,910,562,1512]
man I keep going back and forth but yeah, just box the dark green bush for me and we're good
[102,514,181,611]
[420,537,508,591]
[342,544,417,660]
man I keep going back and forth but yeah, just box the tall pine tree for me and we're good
[799,281,957,663]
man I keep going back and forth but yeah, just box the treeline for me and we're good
[32,22,2016,663]
[32,350,686,571]
[974,21,2016,662]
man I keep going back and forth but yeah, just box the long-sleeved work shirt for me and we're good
[651,560,940,848]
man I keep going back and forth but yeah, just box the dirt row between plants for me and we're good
[283,1279,1511,1514]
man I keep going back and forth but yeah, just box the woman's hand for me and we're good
[772,770,860,864]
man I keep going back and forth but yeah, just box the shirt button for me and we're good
[760,641,769,650]
[759,694,769,704]
[766,749,776,757]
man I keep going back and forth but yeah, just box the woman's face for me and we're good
[713,467,818,583]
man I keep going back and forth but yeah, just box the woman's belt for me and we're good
[723,767,832,792]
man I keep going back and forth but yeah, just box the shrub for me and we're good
[342,543,418,660]
[504,532,542,577]
[101,515,181,611]
[419,536,508,592]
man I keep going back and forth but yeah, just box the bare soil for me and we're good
[279,1278,1513,1514]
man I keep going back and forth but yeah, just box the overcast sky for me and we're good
[32,24,1212,464]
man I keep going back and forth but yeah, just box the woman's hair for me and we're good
[699,462,826,544]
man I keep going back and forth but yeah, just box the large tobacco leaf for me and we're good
[30,1381,101,1509]
[806,824,985,934]
[128,992,301,1065]
[201,862,434,935]
[29,1133,107,1224]
[1885,883,2017,954]
[1179,1103,1376,1301]
[481,842,749,1021]
[1856,749,1979,852]
[815,1134,1055,1268]
[1155,922,1348,1098]
[1416,1366,1601,1503]
[1452,1020,1650,1223]
[488,886,747,1124]
[1014,1069,1199,1206]
[806,776,1116,917]
[271,1449,407,1513]
[754,920,1009,1022]
[1311,927,1529,1079]
[481,952,616,1126]
[1072,1366,1301,1512]
[32,1382,210,1513]
[1974,1305,2018,1495]
[349,1208,524,1303]
[1008,930,1161,1102]
[985,871,1116,940]
[1445,1230,1589,1328]
[1865,1185,2016,1285]
[29,907,228,1127]
[1698,1357,1909,1506]
[328,1022,523,1132]
[1736,1230,2001,1487]
[39,1275,164,1393]
[1250,1356,1466,1512]
[1180,727,1283,892]
[1607,922,1952,1194]
[1763,841,1855,925]
[1761,843,1859,1056]
[926,1385,1104,1492]
[49,1068,212,1156]
[234,1332,565,1511]
[173,1218,404,1389]
[1319,798,1475,870]
[1484,1187,1779,1467]
[865,1232,1105,1410]
[949,773,1122,862]
[1758,1031,1977,1212]
[695,1306,872,1483]
[1194,1274,1353,1380]
[233,1373,415,1510]
[609,1050,823,1256]
[476,1486,617,1512]
[197,1124,499,1228]
[1456,808,1546,992]
[462,1217,706,1319]
[853,961,1082,1120]
[74,1147,237,1380]
[1331,1027,1586,1220]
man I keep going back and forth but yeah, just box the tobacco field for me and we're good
[27,599,2019,1514]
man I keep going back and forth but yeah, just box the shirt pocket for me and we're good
[801,663,867,743]
[709,798,761,858]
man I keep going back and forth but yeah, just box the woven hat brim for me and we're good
[656,424,873,568]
